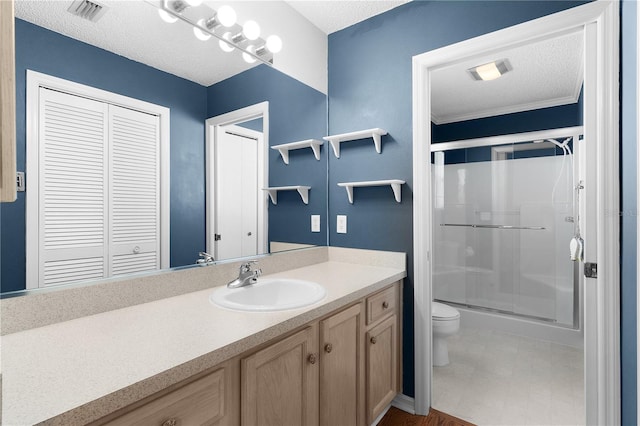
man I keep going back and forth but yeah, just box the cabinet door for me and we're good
[242,325,319,426]
[103,366,232,426]
[0,0,16,203]
[366,314,398,424]
[319,303,363,426]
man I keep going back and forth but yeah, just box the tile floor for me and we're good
[432,327,584,426]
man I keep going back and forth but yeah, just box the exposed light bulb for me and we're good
[193,19,211,41]
[219,32,235,53]
[243,20,260,41]
[184,0,202,6]
[217,5,236,27]
[242,45,257,63]
[266,35,282,53]
[158,8,177,23]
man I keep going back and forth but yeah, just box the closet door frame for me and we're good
[25,70,170,289]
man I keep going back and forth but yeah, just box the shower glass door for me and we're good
[432,136,578,327]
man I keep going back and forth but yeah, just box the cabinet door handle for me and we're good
[161,418,179,426]
[308,353,317,364]
[324,343,333,353]
[382,301,389,309]
[370,336,377,344]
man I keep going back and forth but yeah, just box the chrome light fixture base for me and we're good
[158,0,277,65]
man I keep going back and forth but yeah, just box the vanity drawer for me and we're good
[105,368,226,426]
[366,285,397,325]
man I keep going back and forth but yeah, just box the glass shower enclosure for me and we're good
[431,127,583,328]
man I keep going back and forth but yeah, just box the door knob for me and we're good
[324,343,333,353]
[370,336,377,344]
[308,353,317,364]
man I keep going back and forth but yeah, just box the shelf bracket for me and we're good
[337,179,405,204]
[263,186,310,205]
[324,128,387,158]
[271,140,323,164]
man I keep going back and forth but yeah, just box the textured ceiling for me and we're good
[285,0,409,34]
[15,0,408,88]
[15,0,261,86]
[431,30,584,124]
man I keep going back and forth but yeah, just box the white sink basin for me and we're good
[209,278,326,312]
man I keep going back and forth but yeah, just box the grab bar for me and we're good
[440,223,546,230]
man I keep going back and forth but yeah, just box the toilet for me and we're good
[432,301,460,366]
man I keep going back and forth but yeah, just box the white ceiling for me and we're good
[285,0,408,34]
[431,29,584,124]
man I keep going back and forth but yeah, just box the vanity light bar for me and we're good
[158,0,280,65]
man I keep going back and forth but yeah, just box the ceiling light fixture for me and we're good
[157,0,281,65]
[468,59,512,81]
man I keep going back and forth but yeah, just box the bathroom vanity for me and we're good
[1,247,405,426]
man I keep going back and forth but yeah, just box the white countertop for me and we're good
[1,260,405,426]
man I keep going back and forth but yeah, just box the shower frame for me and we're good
[432,126,584,329]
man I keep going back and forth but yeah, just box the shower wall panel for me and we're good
[433,153,575,326]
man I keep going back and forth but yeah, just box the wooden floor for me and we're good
[378,406,475,426]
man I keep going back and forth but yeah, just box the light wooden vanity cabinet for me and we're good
[241,303,364,426]
[94,282,401,426]
[0,0,17,203]
[365,285,400,425]
[97,358,240,426]
[241,325,319,426]
[319,303,363,426]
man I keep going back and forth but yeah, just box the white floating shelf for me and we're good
[262,186,311,205]
[323,128,388,158]
[271,139,324,164]
[337,180,405,204]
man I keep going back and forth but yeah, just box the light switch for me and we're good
[337,215,347,234]
[311,215,320,232]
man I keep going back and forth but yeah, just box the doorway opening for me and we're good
[412,2,619,424]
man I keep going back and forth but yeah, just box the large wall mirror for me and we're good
[0,0,328,295]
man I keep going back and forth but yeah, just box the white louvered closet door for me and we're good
[108,105,160,276]
[35,88,161,288]
[38,88,109,287]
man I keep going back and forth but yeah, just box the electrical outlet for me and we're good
[337,215,347,234]
[311,215,320,232]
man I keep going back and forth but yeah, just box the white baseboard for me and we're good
[371,404,392,426]
[391,393,416,414]
[370,394,416,425]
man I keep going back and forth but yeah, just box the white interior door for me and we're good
[214,125,260,260]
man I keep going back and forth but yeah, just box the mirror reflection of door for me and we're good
[214,123,263,260]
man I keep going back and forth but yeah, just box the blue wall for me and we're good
[621,1,637,424]
[1,19,208,293]
[206,65,328,248]
[328,0,589,398]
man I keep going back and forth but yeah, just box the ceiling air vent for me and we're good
[67,0,108,23]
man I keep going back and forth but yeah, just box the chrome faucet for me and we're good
[196,251,215,266]
[227,260,262,288]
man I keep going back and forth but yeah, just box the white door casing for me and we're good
[26,71,170,289]
[205,102,269,260]
[412,2,619,423]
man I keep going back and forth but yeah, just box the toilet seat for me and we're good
[432,301,460,320]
